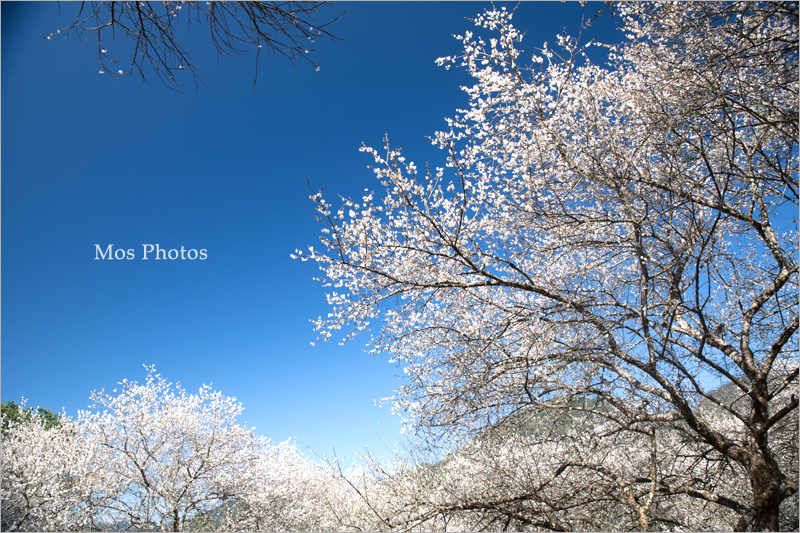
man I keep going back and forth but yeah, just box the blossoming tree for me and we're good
[75,366,266,531]
[2,367,349,532]
[1,403,110,531]
[300,3,798,530]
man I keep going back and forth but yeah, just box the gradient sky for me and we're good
[2,1,619,462]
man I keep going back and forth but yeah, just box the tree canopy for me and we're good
[1,367,344,532]
[301,3,798,530]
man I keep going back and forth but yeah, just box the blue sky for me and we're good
[2,1,619,462]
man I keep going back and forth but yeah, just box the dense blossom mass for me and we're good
[1,368,348,531]
[299,2,798,531]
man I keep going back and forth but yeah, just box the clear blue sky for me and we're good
[2,2,619,462]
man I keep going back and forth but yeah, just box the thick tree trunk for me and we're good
[748,458,784,531]
[751,500,780,532]
[744,377,785,532]
[742,383,787,533]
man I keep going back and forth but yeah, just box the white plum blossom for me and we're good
[2,367,354,532]
[1,405,110,531]
[300,3,798,530]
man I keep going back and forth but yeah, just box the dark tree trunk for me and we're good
[743,382,788,532]
[746,453,786,531]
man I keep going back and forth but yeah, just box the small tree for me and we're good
[77,366,264,531]
[48,1,343,89]
[301,3,798,530]
[1,404,108,531]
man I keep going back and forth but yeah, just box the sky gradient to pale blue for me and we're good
[2,1,619,461]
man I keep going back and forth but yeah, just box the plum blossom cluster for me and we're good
[1,367,349,532]
[298,3,797,530]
